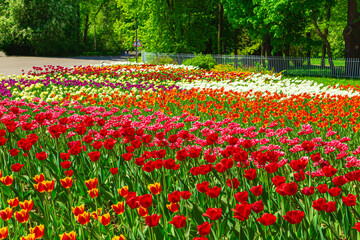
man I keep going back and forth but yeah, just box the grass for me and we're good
[284,75,360,87]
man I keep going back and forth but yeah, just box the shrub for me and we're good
[211,63,274,75]
[149,56,178,65]
[183,54,217,70]
[212,64,237,72]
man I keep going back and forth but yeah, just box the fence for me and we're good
[141,52,360,78]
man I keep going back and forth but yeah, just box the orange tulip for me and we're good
[76,212,90,225]
[0,227,8,240]
[90,208,102,220]
[0,207,13,221]
[85,178,98,190]
[72,205,85,217]
[7,197,19,207]
[99,213,111,226]
[29,224,45,239]
[112,235,125,240]
[88,188,99,198]
[166,202,180,213]
[117,186,128,197]
[59,231,77,240]
[43,180,55,192]
[33,173,45,183]
[148,183,161,195]
[112,202,125,215]
[15,209,29,223]
[0,175,13,186]
[19,199,34,211]
[60,177,73,189]
[137,207,148,217]
[33,182,46,193]
[21,233,36,240]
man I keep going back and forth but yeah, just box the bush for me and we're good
[183,54,217,70]
[149,56,178,65]
[212,64,237,72]
[211,63,274,75]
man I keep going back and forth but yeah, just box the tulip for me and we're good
[59,231,76,240]
[29,224,45,239]
[0,227,8,240]
[169,215,187,229]
[15,209,30,223]
[112,202,125,215]
[99,213,111,226]
[203,208,222,221]
[197,222,213,236]
[145,214,161,227]
[257,213,277,226]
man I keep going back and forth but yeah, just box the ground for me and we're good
[0,51,134,76]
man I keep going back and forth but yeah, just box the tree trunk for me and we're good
[234,28,239,55]
[82,14,89,44]
[321,6,330,68]
[234,28,239,68]
[344,0,360,77]
[76,3,80,45]
[218,3,223,54]
[306,32,311,68]
[312,17,336,75]
[264,34,274,71]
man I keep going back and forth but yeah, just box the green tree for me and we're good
[0,0,80,56]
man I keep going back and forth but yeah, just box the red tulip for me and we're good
[139,194,153,208]
[257,213,277,226]
[283,210,305,224]
[353,222,360,232]
[232,202,252,221]
[227,178,240,189]
[197,222,213,236]
[206,186,221,198]
[301,186,315,196]
[234,191,248,203]
[11,163,24,172]
[145,214,161,227]
[312,198,326,211]
[250,185,263,196]
[196,182,209,193]
[342,194,357,206]
[88,151,101,162]
[169,215,187,229]
[36,152,48,161]
[203,208,222,220]
[244,168,257,180]
[328,187,341,197]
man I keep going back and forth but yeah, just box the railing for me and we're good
[142,52,360,78]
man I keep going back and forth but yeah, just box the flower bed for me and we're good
[0,64,359,239]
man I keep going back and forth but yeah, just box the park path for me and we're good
[0,51,134,76]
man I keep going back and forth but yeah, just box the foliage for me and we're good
[211,64,237,72]
[183,54,217,70]
[149,56,178,65]
[0,0,80,56]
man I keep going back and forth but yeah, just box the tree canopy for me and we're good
[0,0,356,58]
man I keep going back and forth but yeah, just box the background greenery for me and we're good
[0,0,354,58]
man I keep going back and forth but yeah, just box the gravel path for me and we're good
[0,52,135,76]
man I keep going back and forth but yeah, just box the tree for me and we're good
[343,0,360,76]
[0,0,80,56]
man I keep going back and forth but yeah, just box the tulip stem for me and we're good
[81,225,86,240]
[13,220,18,239]
[68,189,76,230]
[0,186,5,209]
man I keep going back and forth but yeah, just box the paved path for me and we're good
[0,52,135,76]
